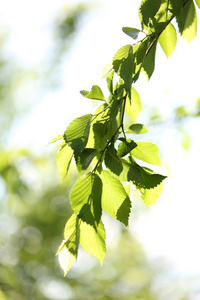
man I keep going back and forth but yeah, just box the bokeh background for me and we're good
[1,0,200,299]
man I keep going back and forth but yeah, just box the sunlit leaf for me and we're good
[125,87,141,123]
[57,214,80,275]
[159,23,177,58]
[77,148,99,171]
[131,142,161,165]
[139,0,161,26]
[141,183,163,205]
[99,170,131,226]
[176,0,197,43]
[195,0,200,8]
[102,61,113,78]
[80,85,105,101]
[49,133,64,144]
[127,123,148,134]
[56,143,73,181]
[64,114,92,156]
[118,138,137,157]
[80,219,106,264]
[142,40,157,80]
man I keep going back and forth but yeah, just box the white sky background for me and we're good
[1,0,200,282]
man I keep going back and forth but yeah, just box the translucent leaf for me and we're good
[127,123,148,134]
[142,40,157,80]
[139,0,161,26]
[49,133,64,144]
[57,214,80,275]
[134,38,149,82]
[176,0,197,43]
[125,87,141,123]
[169,0,184,15]
[118,138,137,157]
[159,23,177,58]
[80,85,105,101]
[77,148,99,171]
[69,172,102,222]
[56,143,73,181]
[106,70,114,94]
[141,183,163,205]
[195,0,200,8]
[122,27,141,39]
[113,45,135,98]
[80,219,106,264]
[99,170,131,226]
[102,61,113,78]
[64,114,92,156]
[69,172,94,214]
[131,141,161,165]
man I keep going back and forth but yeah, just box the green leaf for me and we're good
[141,183,163,205]
[139,0,161,26]
[195,0,200,8]
[127,123,148,134]
[77,148,99,172]
[80,85,105,101]
[125,87,141,122]
[134,38,150,82]
[78,174,102,225]
[131,141,161,165]
[106,70,114,94]
[99,170,131,226]
[69,172,93,214]
[122,27,141,39]
[56,143,73,181]
[118,138,137,157]
[64,114,92,156]
[113,45,135,98]
[176,0,197,43]
[49,133,64,144]
[102,61,113,78]
[80,219,106,264]
[159,23,177,58]
[57,214,80,275]
[169,0,185,15]
[142,38,157,80]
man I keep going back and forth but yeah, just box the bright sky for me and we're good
[1,0,200,280]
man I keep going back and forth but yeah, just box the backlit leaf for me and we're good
[99,170,131,226]
[176,0,197,43]
[142,39,157,80]
[80,219,106,264]
[141,183,163,205]
[139,0,161,26]
[127,123,148,134]
[125,87,141,122]
[56,143,73,181]
[118,138,137,157]
[49,133,64,144]
[64,114,92,156]
[131,141,161,165]
[159,23,177,58]
[57,214,80,275]
[80,85,105,101]
[77,148,99,171]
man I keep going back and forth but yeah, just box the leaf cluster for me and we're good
[50,0,199,275]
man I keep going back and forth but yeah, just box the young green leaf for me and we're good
[64,114,92,156]
[139,0,161,26]
[142,39,157,80]
[102,61,113,78]
[125,87,141,123]
[122,27,141,39]
[159,23,177,58]
[195,0,200,9]
[49,133,64,144]
[80,219,106,264]
[57,214,80,276]
[106,70,114,94]
[118,138,137,157]
[127,123,148,134]
[56,143,73,181]
[76,148,99,172]
[99,170,131,226]
[176,0,197,43]
[80,85,105,101]
[141,183,163,205]
[131,141,161,165]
